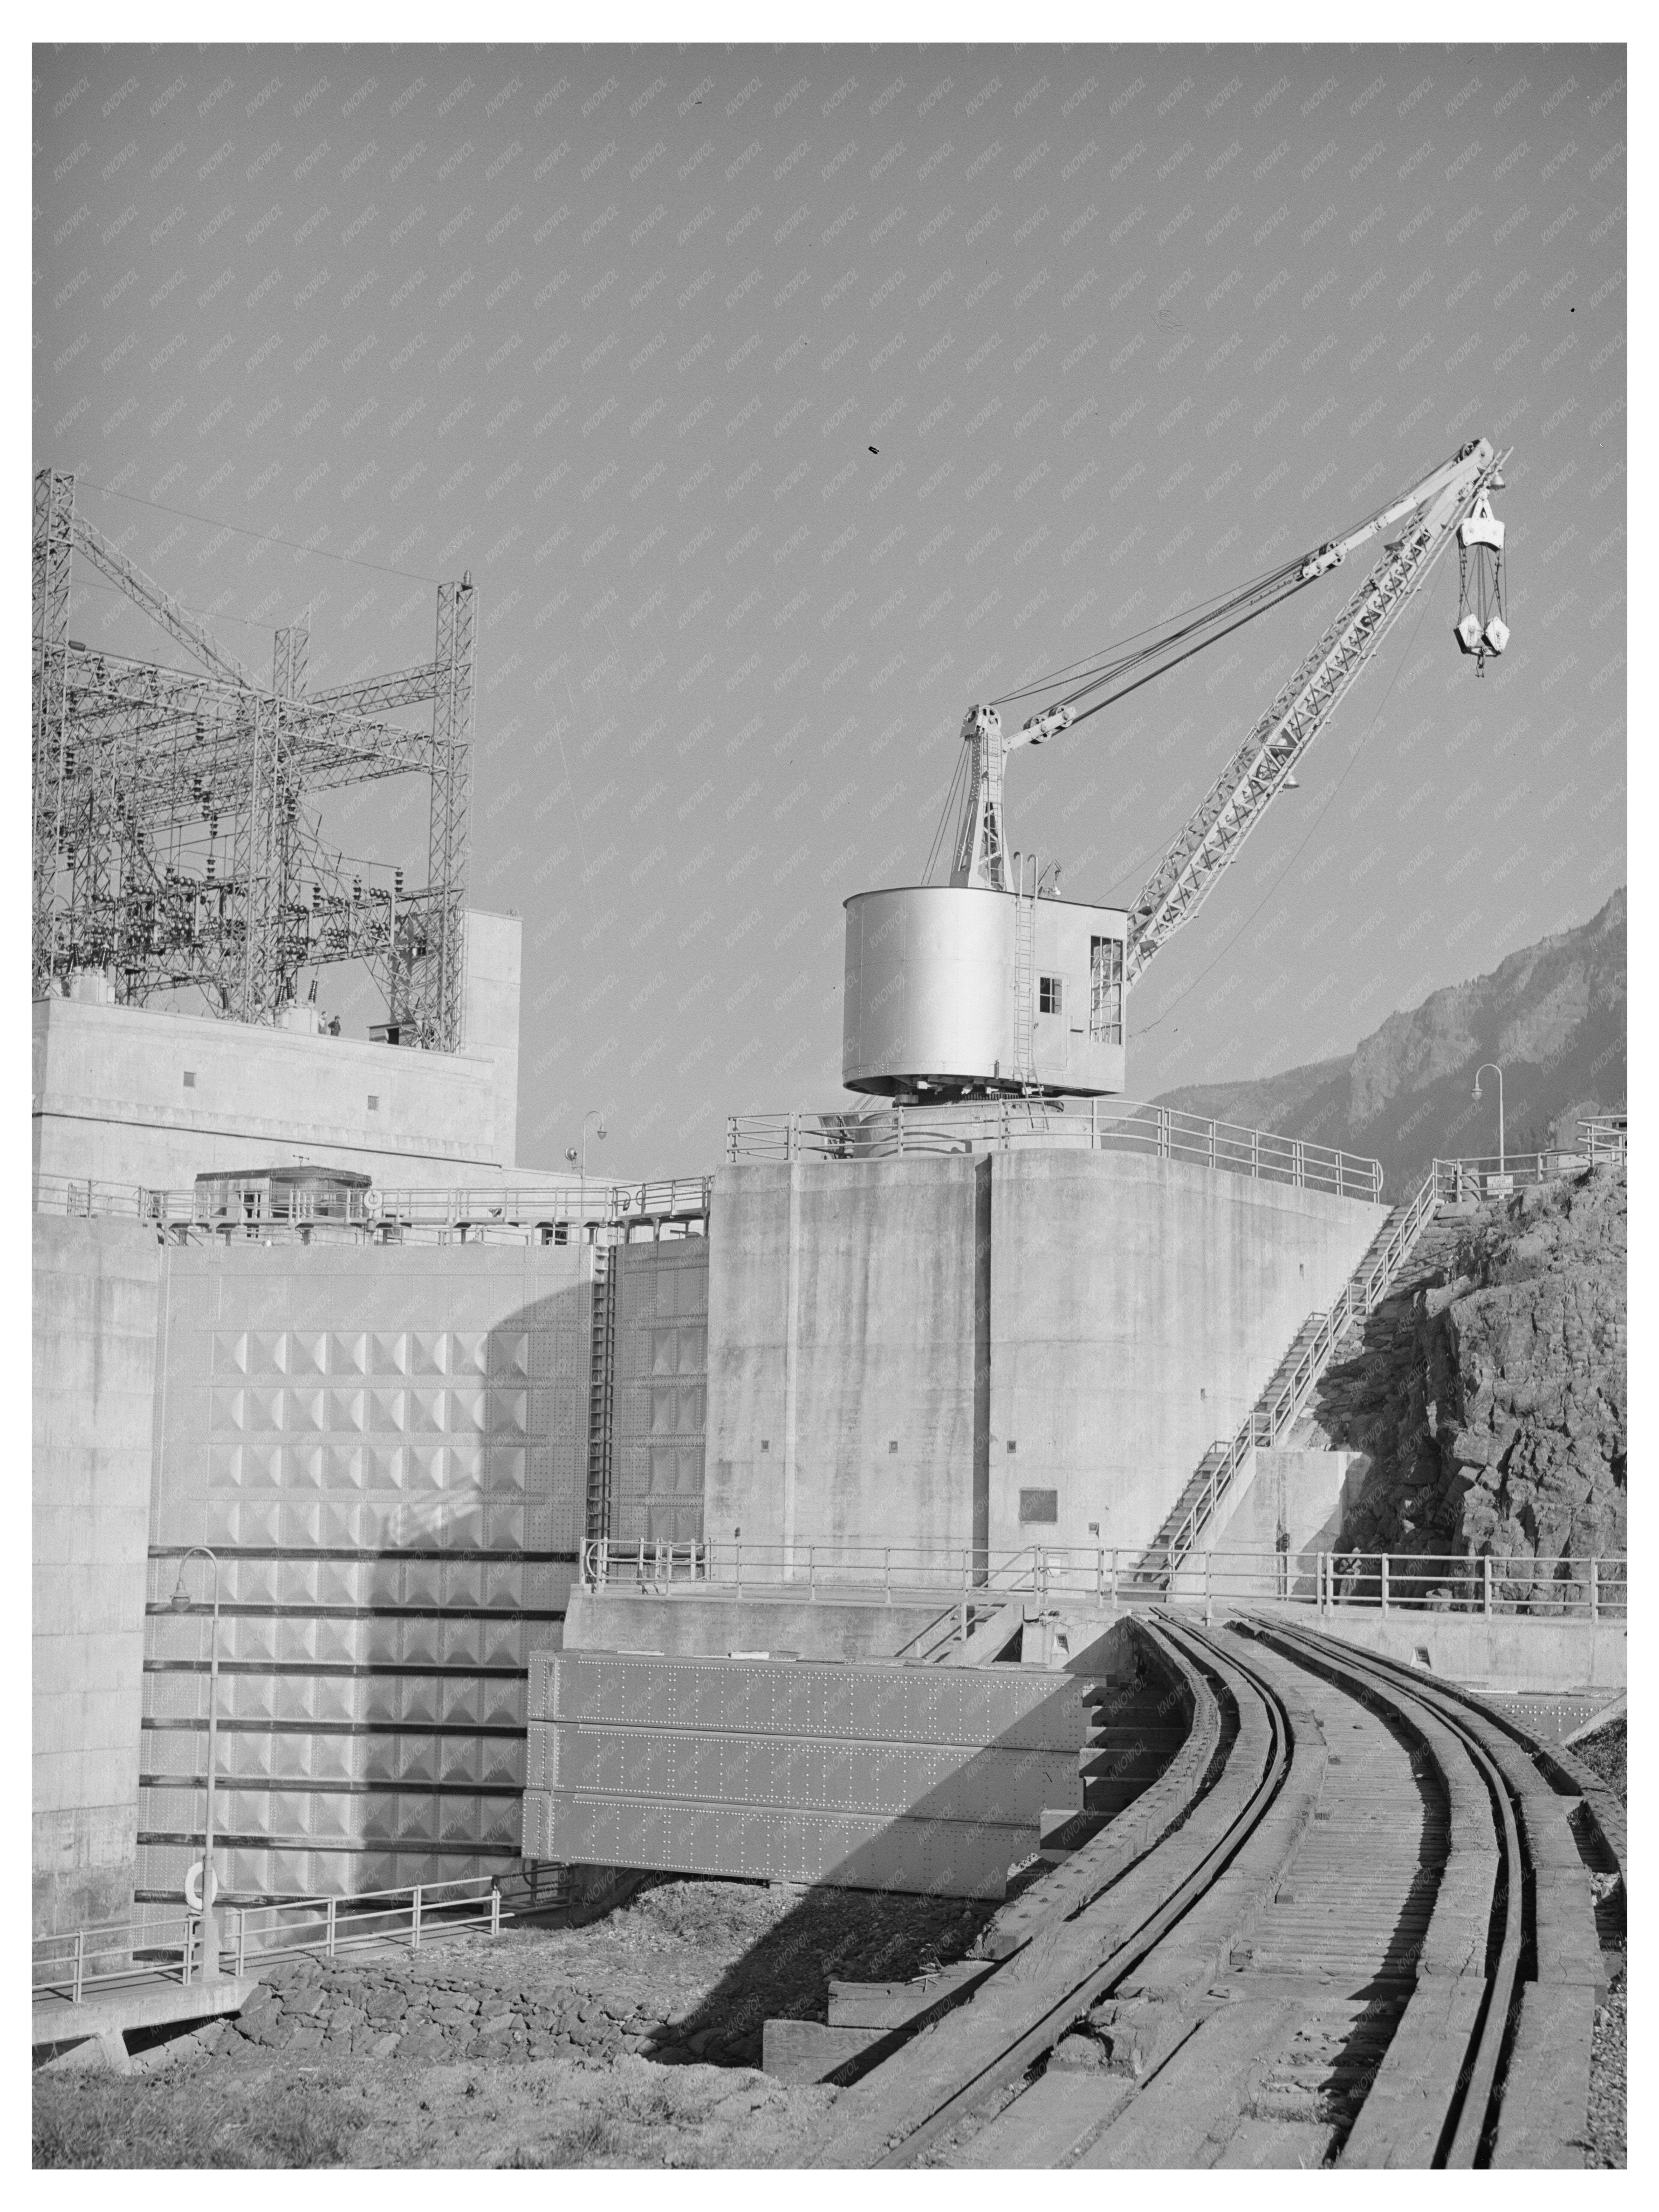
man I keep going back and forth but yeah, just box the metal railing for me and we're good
[31,1173,713,1241]
[32,1864,570,2010]
[725,1099,1383,1200]
[579,1537,1626,1619]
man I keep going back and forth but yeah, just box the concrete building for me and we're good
[32,910,525,1194]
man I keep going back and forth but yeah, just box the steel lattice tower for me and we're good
[30,466,477,1051]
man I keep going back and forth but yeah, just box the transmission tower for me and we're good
[30,467,476,1051]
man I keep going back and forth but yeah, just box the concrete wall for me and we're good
[989,1153,1383,1553]
[703,1151,1385,1571]
[32,909,524,1190]
[1203,1448,1372,1563]
[609,1239,709,1546]
[1262,1606,1627,1693]
[33,1219,161,1933]
[704,1158,985,1561]
[563,1587,954,1663]
[138,1236,589,1904]
[461,910,522,1169]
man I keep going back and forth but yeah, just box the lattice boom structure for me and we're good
[31,467,477,1050]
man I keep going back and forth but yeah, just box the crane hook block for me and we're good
[1458,491,1505,550]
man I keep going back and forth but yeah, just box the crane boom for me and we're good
[1123,436,1505,986]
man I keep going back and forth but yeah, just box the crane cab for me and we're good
[842,883,1128,1100]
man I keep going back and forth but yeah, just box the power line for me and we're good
[74,478,444,585]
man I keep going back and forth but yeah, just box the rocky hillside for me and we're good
[1157,889,1626,1197]
[1303,1164,1626,1568]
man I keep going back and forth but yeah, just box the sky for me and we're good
[33,40,1627,1177]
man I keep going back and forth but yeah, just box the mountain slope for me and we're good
[1154,889,1626,1197]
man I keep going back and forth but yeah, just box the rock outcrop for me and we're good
[1157,889,1626,1198]
[1304,1164,1626,1566]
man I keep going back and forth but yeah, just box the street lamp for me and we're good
[168,1547,222,1980]
[564,1110,606,1238]
[1472,1063,1506,1174]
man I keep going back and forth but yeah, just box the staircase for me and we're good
[1132,1169,1444,1580]
[584,1241,615,1543]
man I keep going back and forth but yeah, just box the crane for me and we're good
[1121,436,1508,984]
[843,437,1510,1102]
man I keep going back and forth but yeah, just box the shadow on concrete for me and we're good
[626,1617,1183,2071]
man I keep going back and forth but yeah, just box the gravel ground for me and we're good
[34,1873,996,2168]
[1573,1714,1627,2169]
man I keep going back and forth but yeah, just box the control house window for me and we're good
[1038,975,1063,1015]
[1089,936,1124,1045]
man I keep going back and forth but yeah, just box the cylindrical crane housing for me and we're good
[843,885,1128,1099]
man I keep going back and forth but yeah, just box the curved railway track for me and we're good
[812,1611,1613,2171]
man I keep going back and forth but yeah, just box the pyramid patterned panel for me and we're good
[141,1246,586,1905]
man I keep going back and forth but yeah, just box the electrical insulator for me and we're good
[394,868,404,897]
[353,876,363,903]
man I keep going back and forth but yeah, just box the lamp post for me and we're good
[168,1546,222,1980]
[564,1110,606,1239]
[1472,1063,1506,1174]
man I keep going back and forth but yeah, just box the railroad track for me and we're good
[812,1611,1614,2170]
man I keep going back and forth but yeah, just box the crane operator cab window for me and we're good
[1090,936,1124,1046]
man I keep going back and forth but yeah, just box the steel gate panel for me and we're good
[523,1649,1089,1898]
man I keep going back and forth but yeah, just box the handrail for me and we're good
[32,1863,571,2006]
[31,1172,714,1234]
[578,1537,1625,1616]
[725,1099,1383,1199]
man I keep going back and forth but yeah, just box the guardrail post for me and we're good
[73,1928,84,2005]
[1204,1549,1213,1626]
[412,1885,422,1952]
[807,1545,816,1599]
[326,1895,336,1959]
[1110,1550,1119,1606]
[491,1883,502,1938]
[883,1548,891,1604]
[183,1917,194,1986]
[1096,1546,1104,1602]
[1589,1557,1599,1622]
[237,1909,246,1980]
[1380,1554,1390,1614]
[1483,1555,1492,1619]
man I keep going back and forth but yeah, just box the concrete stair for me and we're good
[1040,1678,1188,1860]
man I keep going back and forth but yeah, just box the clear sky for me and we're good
[34,41,1626,1176]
